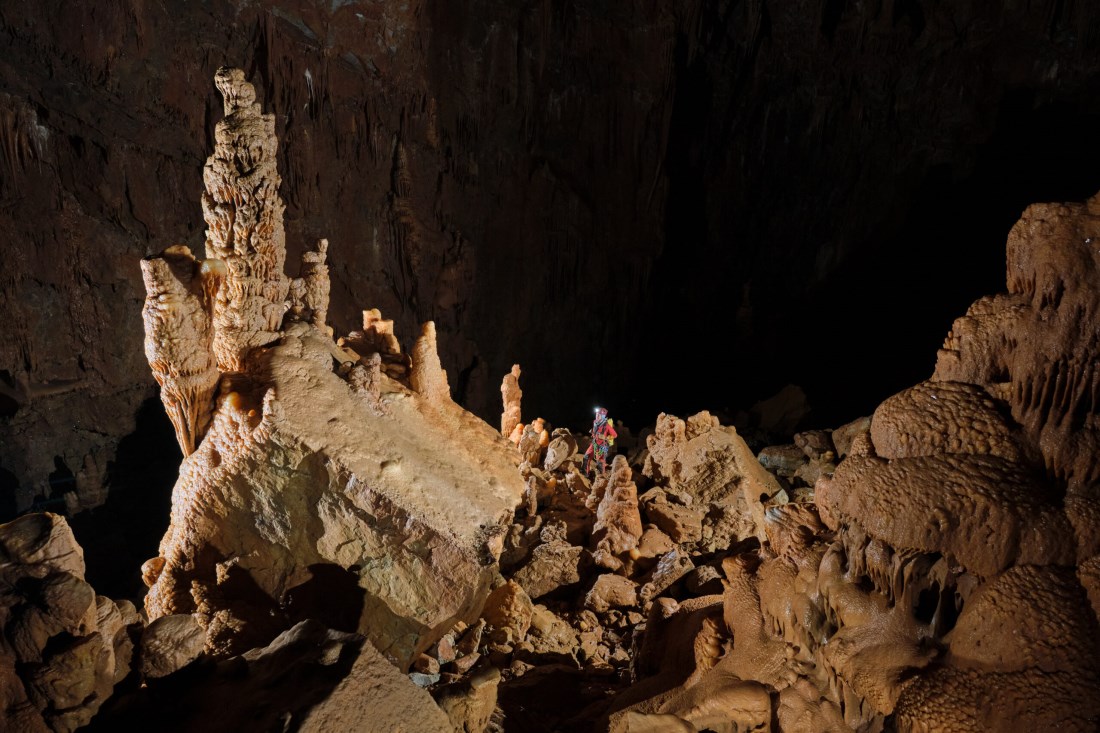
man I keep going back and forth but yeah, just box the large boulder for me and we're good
[0,513,139,733]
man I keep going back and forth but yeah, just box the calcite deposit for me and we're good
[140,246,219,455]
[139,70,525,671]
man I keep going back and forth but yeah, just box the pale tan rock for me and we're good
[360,308,402,354]
[641,491,703,545]
[512,537,589,599]
[145,325,523,665]
[434,666,500,733]
[347,352,386,414]
[543,429,578,471]
[586,574,638,613]
[501,363,522,437]
[39,572,97,637]
[636,527,676,561]
[0,512,85,577]
[292,625,454,733]
[202,67,289,373]
[643,411,776,545]
[830,416,870,459]
[481,580,534,643]
[591,456,644,570]
[0,513,136,733]
[141,614,206,678]
[142,70,524,671]
[409,320,452,403]
[640,549,694,603]
[140,246,220,455]
[301,238,330,328]
[527,604,579,658]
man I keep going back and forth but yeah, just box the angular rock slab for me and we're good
[146,325,524,668]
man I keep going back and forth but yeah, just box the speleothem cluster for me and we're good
[5,68,1096,732]
[137,69,525,675]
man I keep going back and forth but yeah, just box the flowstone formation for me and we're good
[138,69,524,672]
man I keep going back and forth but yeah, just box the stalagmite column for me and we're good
[140,245,219,455]
[301,238,330,328]
[202,67,289,373]
[500,364,522,437]
[410,321,451,403]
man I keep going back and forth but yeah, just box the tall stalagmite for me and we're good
[201,67,290,374]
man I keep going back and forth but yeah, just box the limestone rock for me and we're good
[543,429,578,472]
[640,549,694,603]
[830,416,871,459]
[0,513,136,733]
[641,490,704,544]
[140,246,220,456]
[481,580,534,643]
[0,510,85,577]
[141,614,206,678]
[643,411,777,545]
[586,574,638,613]
[591,456,644,570]
[142,71,525,671]
[818,453,1075,577]
[410,320,452,403]
[934,194,1100,491]
[512,539,590,600]
[501,364,522,437]
[434,667,501,733]
[201,67,289,373]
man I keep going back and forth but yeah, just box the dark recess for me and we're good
[68,395,178,602]
[626,94,1100,435]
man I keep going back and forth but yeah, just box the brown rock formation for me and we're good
[0,513,139,733]
[935,194,1100,490]
[644,411,777,547]
[597,193,1100,732]
[500,364,522,438]
[409,320,452,404]
[140,246,219,455]
[201,67,290,374]
[141,71,525,671]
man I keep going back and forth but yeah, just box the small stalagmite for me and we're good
[140,245,219,456]
[501,364,522,437]
[410,320,451,403]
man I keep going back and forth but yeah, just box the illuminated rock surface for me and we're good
[140,71,525,671]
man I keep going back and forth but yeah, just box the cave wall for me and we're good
[2,0,1100,516]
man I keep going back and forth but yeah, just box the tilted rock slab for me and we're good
[144,323,522,668]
